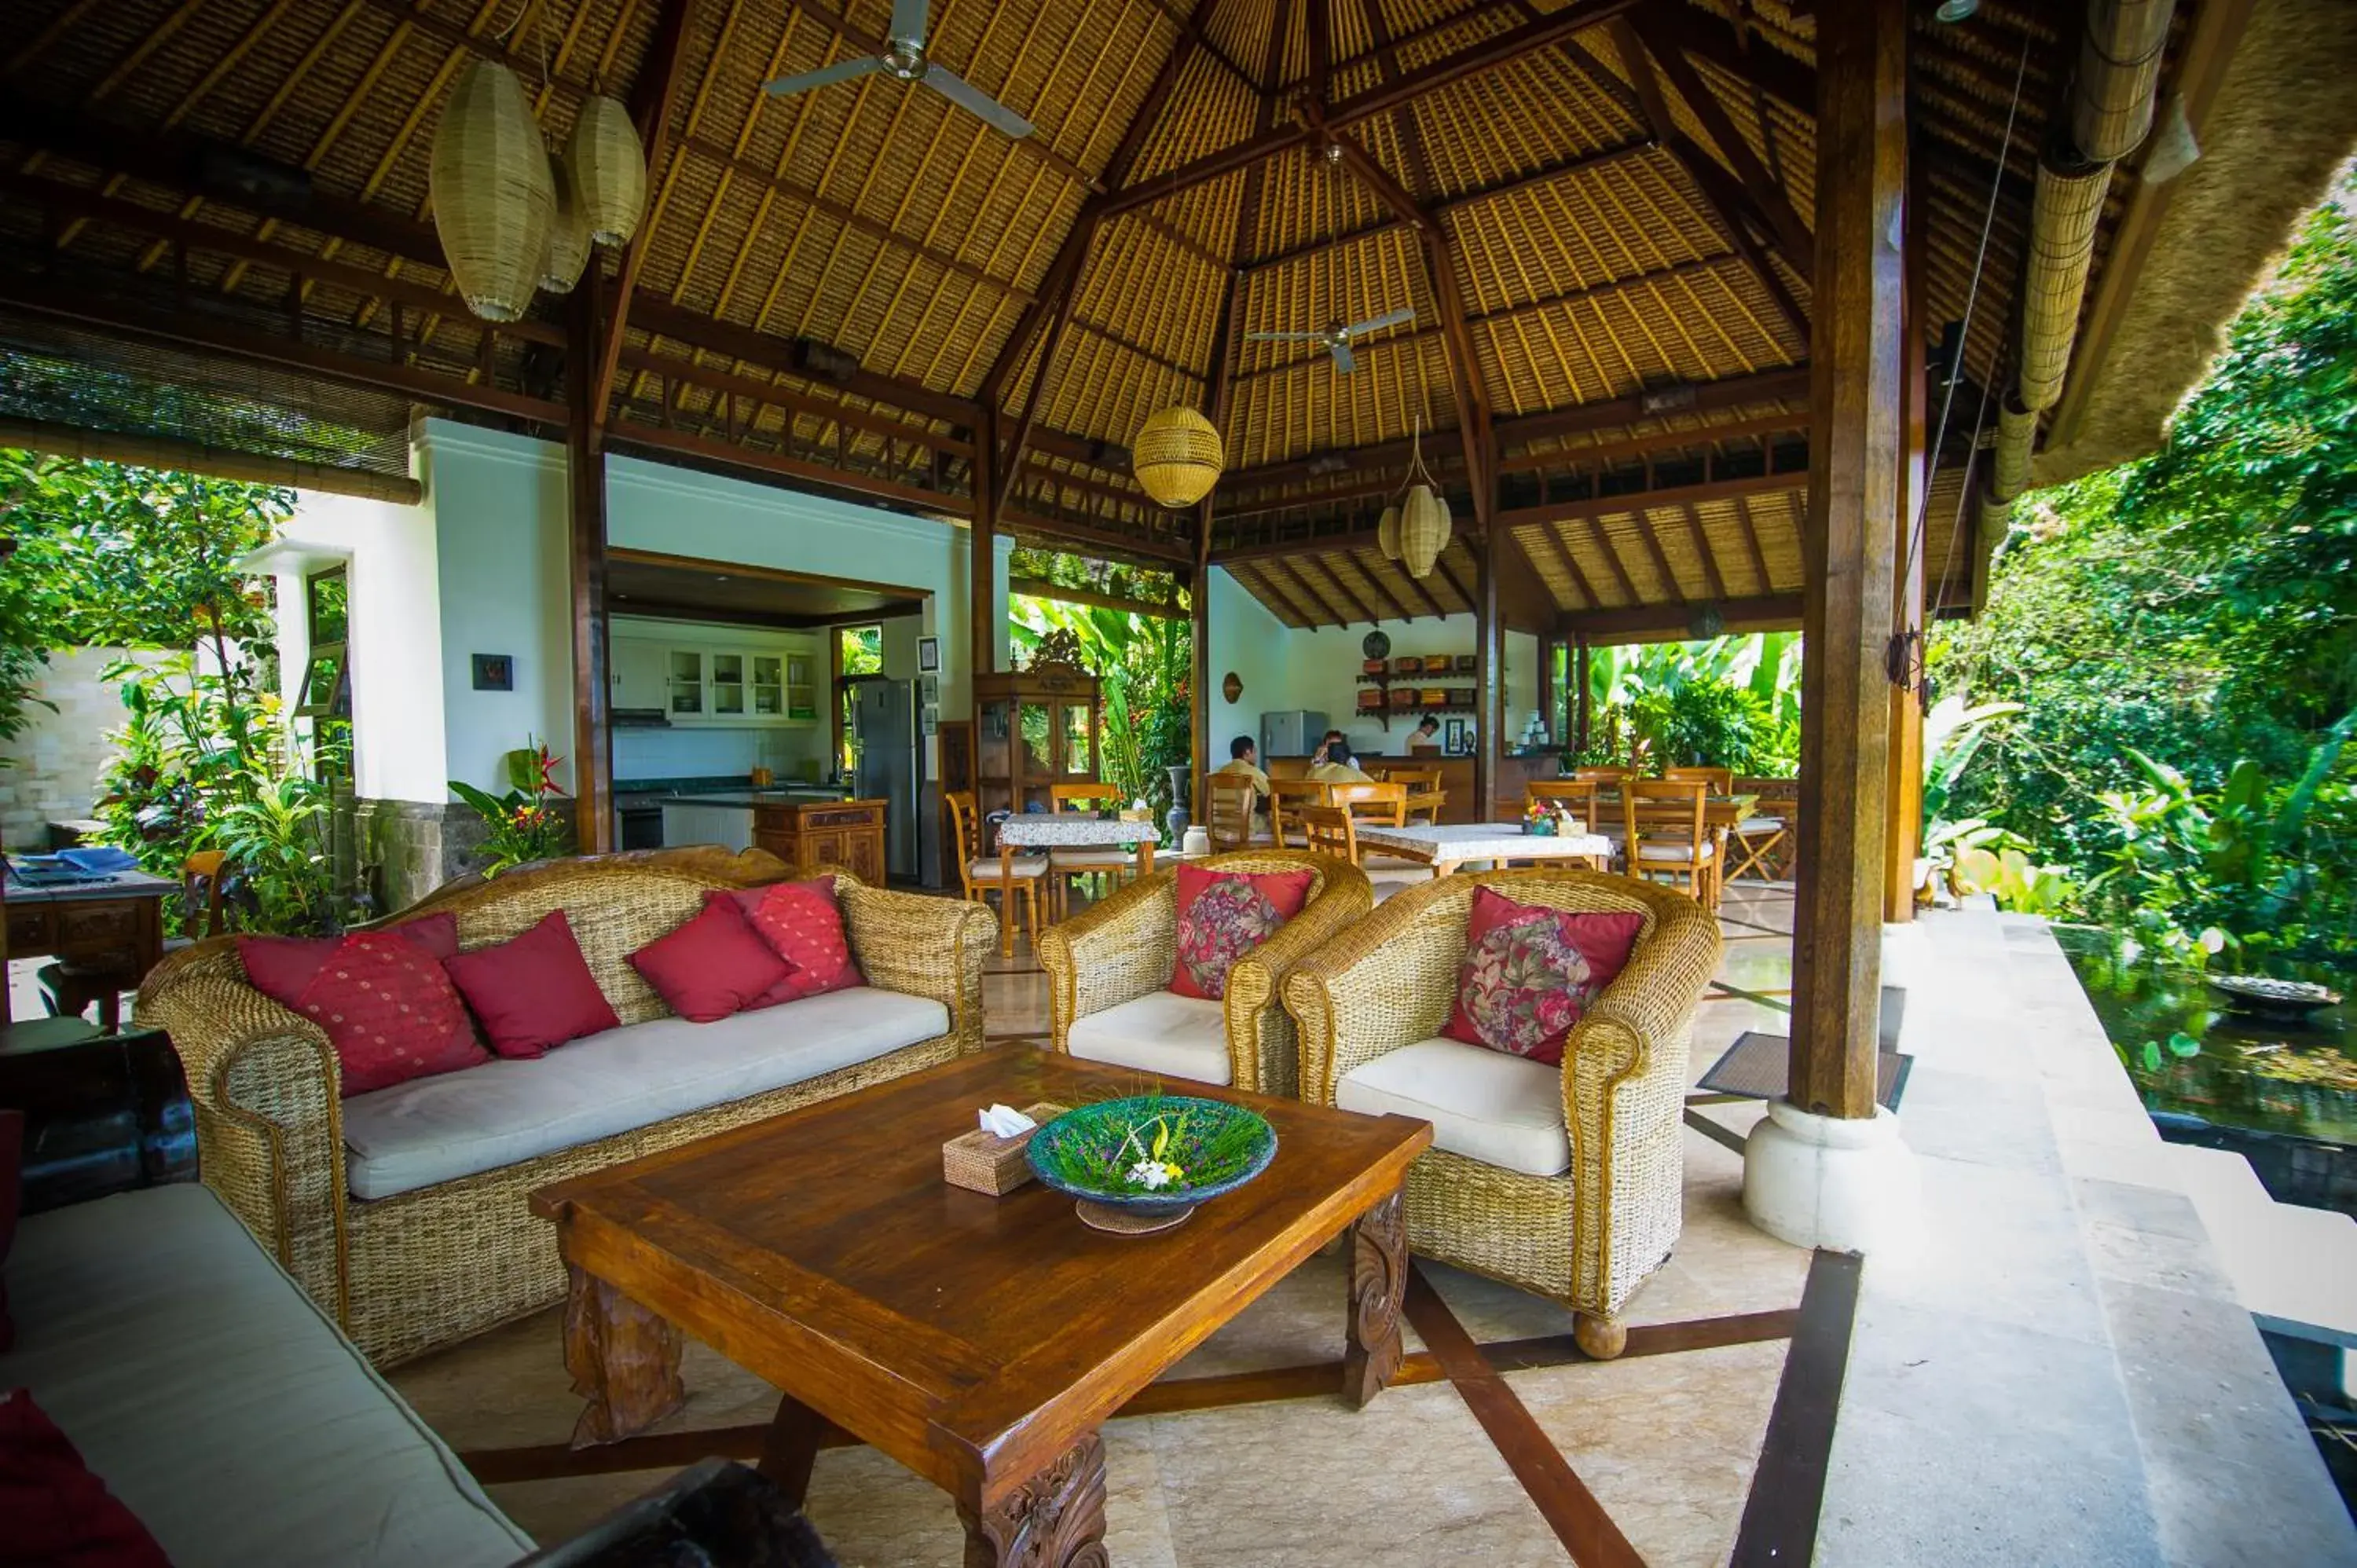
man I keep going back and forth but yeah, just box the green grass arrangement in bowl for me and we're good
[1026,1094,1277,1231]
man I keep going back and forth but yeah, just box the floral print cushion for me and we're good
[1170,864,1316,1001]
[1442,888,1645,1067]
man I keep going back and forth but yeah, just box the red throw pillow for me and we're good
[0,1389,172,1567]
[1170,863,1316,1001]
[0,1111,20,1355]
[720,878,862,1004]
[629,897,795,1023]
[1442,887,1644,1067]
[443,909,621,1059]
[237,914,487,1097]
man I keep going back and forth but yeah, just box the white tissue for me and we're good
[978,1103,1037,1138]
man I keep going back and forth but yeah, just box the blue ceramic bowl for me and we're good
[1027,1095,1278,1218]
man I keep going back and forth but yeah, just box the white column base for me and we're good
[1743,1098,1922,1255]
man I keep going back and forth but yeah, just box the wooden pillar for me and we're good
[1537,635,1557,746]
[1573,634,1592,759]
[970,406,1000,717]
[1475,521,1504,816]
[1883,144,1931,925]
[565,270,614,855]
[1791,0,1908,1121]
[1188,564,1211,819]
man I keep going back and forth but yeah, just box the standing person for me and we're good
[1408,715,1442,753]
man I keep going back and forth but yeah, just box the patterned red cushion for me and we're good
[629,896,795,1022]
[720,878,862,1004]
[0,1111,18,1355]
[1170,864,1315,1001]
[0,1390,171,1567]
[237,914,487,1097]
[1442,887,1644,1067]
[443,909,621,1059]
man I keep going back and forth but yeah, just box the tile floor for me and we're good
[389,881,1820,1566]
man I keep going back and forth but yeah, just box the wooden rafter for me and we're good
[1523,523,1600,611]
[1497,411,1808,478]
[1626,7,1815,274]
[1498,471,1805,529]
[1683,503,1730,601]
[1300,552,1381,626]
[1378,551,1447,618]
[1579,515,1644,606]
[1431,549,1478,611]
[588,0,701,444]
[1734,492,1777,595]
[1262,555,1343,627]
[1628,500,1685,600]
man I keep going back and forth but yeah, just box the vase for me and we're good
[1166,806,1189,845]
[1167,765,1192,811]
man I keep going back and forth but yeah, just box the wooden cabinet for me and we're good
[611,624,821,727]
[973,661,1102,821]
[753,799,888,882]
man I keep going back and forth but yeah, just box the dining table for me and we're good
[994,814,1160,896]
[1354,822,1616,878]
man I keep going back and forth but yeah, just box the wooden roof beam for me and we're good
[1498,470,1806,529]
[1664,11,1813,115]
[1626,9,1813,276]
[1517,523,1600,611]
[1229,561,1314,628]
[625,295,974,426]
[1379,551,1448,618]
[1497,367,1811,449]
[1682,502,1731,601]
[588,0,701,445]
[1559,591,1803,640]
[1300,553,1384,626]
[1431,549,1479,612]
[1579,515,1643,605]
[1497,410,1808,478]
[1137,0,1263,93]
[1000,508,1191,565]
[1734,492,1779,595]
[1263,555,1347,628]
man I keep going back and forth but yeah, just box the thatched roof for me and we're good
[0,0,2344,633]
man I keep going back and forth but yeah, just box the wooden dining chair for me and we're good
[1621,778,1719,910]
[1293,803,1358,863]
[1046,782,1134,920]
[1269,779,1333,848]
[1376,765,1446,823]
[1330,781,1409,827]
[945,790,1044,958]
[1725,778,1794,883]
[1525,779,1614,852]
[1201,772,1260,852]
[1663,764,1736,795]
[1572,765,1633,784]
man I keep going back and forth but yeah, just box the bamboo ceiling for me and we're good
[0,0,2203,632]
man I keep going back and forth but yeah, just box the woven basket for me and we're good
[1376,503,1401,560]
[1132,406,1224,507]
[429,60,554,323]
[539,148,591,293]
[567,92,647,248]
[1401,483,1450,577]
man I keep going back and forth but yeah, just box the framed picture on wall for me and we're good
[917,636,940,673]
[922,705,939,737]
[921,674,939,705]
[1444,718,1470,756]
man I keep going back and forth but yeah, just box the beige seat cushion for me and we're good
[4,1185,532,1567]
[1050,848,1139,870]
[1065,990,1232,1086]
[341,987,951,1200]
[1335,1036,1569,1177]
[972,857,1049,879]
[1636,841,1710,863]
[1736,816,1786,834]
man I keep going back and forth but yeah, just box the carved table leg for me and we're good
[1343,1185,1408,1409]
[955,1431,1109,1568]
[757,1391,839,1506]
[564,1266,686,1449]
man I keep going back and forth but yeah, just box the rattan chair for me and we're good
[1622,777,1720,910]
[1282,869,1721,1357]
[948,790,1045,957]
[1045,782,1135,919]
[1039,849,1371,1095]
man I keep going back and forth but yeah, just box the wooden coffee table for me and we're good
[530,1046,1431,1564]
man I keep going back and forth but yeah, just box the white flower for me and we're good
[1127,1158,1172,1190]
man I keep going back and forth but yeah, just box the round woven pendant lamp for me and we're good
[567,93,647,248]
[1132,406,1225,507]
[1401,484,1450,578]
[1376,504,1401,560]
[539,149,591,293]
[430,60,555,322]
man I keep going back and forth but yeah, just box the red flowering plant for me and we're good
[450,737,573,876]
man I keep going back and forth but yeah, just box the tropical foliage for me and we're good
[1010,558,1192,819]
[1564,632,1802,775]
[1928,165,2357,967]
[449,740,573,877]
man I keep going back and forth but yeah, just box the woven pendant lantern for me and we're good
[1376,503,1401,560]
[1391,416,1452,578]
[1132,406,1225,507]
[538,148,591,294]
[566,93,647,248]
[429,60,555,322]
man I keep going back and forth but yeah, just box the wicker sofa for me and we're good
[135,848,992,1365]
[1038,849,1371,1096]
[1281,869,1719,1356]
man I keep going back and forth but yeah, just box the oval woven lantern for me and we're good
[1400,484,1450,578]
[566,93,647,248]
[539,148,591,293]
[429,60,554,322]
[1132,406,1224,508]
[1376,503,1401,560]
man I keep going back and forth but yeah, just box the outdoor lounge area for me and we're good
[5,0,2357,1563]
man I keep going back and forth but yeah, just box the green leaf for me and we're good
[2141,1040,2165,1073]
[2167,1032,2203,1058]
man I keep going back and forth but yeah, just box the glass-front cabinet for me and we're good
[711,653,746,716]
[974,664,1102,820]
[618,628,821,727]
[665,650,706,716]
[751,655,784,717]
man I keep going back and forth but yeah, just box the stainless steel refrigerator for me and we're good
[849,677,926,883]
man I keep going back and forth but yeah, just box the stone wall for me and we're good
[0,648,155,852]
[346,795,576,915]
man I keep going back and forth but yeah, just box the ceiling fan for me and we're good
[761,0,1033,139]
[1247,308,1415,375]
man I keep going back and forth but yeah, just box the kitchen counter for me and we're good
[658,789,852,808]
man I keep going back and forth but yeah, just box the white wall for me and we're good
[1204,565,1546,760]
[0,648,164,849]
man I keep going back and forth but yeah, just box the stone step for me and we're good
[2167,1142,2357,1347]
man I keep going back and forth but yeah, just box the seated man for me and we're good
[1214,735,1272,835]
[1306,729,1374,785]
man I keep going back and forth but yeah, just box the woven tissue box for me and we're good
[944,1103,1065,1196]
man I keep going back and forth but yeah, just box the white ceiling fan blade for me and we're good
[1341,306,1416,337]
[764,55,883,96]
[1246,331,1328,342]
[889,0,928,46]
[1331,340,1358,376]
[924,63,1034,137]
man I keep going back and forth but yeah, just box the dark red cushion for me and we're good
[237,914,486,1097]
[442,909,621,1059]
[1170,863,1315,1001]
[1442,887,1645,1067]
[0,1389,172,1567]
[720,878,861,1004]
[0,1111,19,1355]
[629,897,796,1023]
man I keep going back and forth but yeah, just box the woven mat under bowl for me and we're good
[1695,987,1912,1110]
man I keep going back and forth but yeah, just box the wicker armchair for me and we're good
[135,847,994,1365]
[1039,850,1371,1096]
[1282,869,1720,1357]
